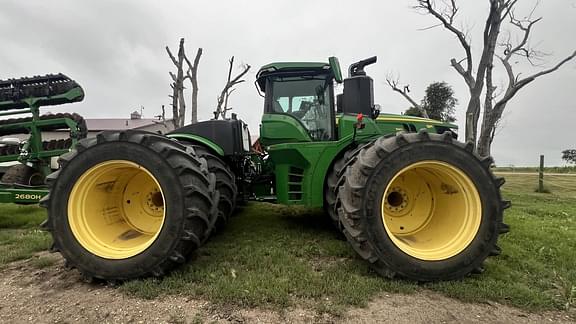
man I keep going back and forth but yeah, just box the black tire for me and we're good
[71,113,88,139]
[0,113,87,138]
[337,130,510,281]
[324,148,358,230]
[189,145,237,230]
[1,164,44,186]
[0,144,20,156]
[40,130,218,280]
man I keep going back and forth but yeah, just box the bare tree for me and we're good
[167,39,203,127]
[414,0,576,156]
[166,38,186,128]
[478,9,576,156]
[213,56,251,120]
[184,48,202,124]
[385,75,429,118]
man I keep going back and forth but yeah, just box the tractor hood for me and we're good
[371,113,459,139]
[376,113,458,129]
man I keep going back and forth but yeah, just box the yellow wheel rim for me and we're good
[68,160,166,259]
[381,161,482,261]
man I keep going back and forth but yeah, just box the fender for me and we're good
[166,133,225,156]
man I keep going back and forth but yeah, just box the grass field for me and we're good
[0,204,51,267]
[494,166,576,174]
[0,172,575,315]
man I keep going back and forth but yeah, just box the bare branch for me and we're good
[500,0,519,22]
[214,56,251,119]
[450,58,475,87]
[497,55,515,89]
[514,49,576,92]
[504,11,542,62]
[169,72,177,82]
[166,46,178,66]
[415,0,473,76]
[492,49,576,126]
[417,23,443,31]
[385,75,429,118]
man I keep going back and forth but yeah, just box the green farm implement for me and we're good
[41,57,509,282]
[0,74,86,204]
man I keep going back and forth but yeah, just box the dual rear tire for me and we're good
[41,131,235,280]
[328,130,510,281]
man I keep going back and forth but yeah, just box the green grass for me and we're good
[497,173,576,199]
[121,205,417,314]
[1,176,575,315]
[0,204,51,267]
[425,189,576,311]
[0,203,47,228]
[29,254,58,269]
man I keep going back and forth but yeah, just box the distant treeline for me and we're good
[493,166,576,174]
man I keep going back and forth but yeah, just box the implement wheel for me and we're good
[1,164,44,186]
[337,130,510,281]
[41,131,217,280]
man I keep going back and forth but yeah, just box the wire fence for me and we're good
[494,172,576,198]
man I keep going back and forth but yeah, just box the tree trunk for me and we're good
[477,129,493,157]
[166,38,189,128]
[170,85,179,129]
[465,94,482,144]
[477,103,493,157]
[477,47,496,157]
[188,48,202,124]
[176,39,186,127]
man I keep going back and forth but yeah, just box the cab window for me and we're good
[268,76,334,141]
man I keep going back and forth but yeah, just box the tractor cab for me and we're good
[256,57,382,147]
[256,58,343,146]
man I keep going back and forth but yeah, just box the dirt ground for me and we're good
[1,253,574,324]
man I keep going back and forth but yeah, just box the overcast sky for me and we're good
[1,0,575,166]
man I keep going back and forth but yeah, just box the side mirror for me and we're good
[329,57,343,83]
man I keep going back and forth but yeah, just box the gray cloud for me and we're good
[1,0,574,165]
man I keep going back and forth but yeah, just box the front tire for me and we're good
[337,130,510,281]
[41,131,217,280]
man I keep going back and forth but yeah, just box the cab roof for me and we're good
[256,62,331,91]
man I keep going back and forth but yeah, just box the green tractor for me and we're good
[0,74,86,204]
[41,57,509,282]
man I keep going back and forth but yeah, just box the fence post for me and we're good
[538,154,544,193]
